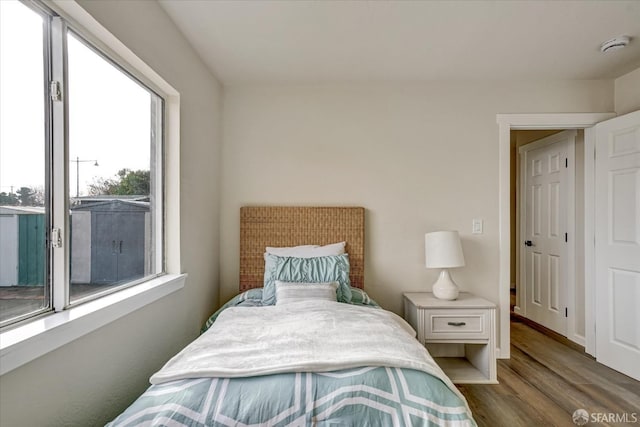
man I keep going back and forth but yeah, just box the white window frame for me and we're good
[0,0,184,375]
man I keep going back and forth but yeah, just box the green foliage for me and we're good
[17,187,36,206]
[0,192,19,205]
[89,169,150,196]
[0,187,44,207]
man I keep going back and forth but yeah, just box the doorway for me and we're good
[496,113,614,359]
[498,112,639,381]
[515,130,577,337]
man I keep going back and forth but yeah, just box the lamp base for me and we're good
[432,269,459,300]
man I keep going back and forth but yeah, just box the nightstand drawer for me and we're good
[425,310,489,340]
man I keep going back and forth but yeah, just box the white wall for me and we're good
[615,67,640,115]
[0,1,223,426]
[221,81,614,348]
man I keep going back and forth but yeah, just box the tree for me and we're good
[16,187,38,206]
[0,187,44,207]
[31,186,45,206]
[0,192,19,206]
[88,169,150,196]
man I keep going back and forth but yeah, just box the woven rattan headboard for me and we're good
[239,206,365,292]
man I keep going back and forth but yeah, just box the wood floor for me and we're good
[457,318,640,427]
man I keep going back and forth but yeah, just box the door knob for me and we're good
[524,240,533,247]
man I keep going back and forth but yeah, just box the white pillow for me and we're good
[275,281,338,305]
[265,244,318,257]
[266,242,345,258]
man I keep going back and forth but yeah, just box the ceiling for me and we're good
[158,0,640,85]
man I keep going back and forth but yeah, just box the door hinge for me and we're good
[565,307,568,318]
[50,81,62,101]
[51,228,62,248]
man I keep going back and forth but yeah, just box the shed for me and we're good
[71,199,151,285]
[0,206,46,286]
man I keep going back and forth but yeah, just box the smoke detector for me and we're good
[600,36,630,53]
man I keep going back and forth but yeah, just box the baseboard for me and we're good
[570,333,585,347]
[510,312,588,355]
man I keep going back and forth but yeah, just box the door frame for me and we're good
[496,113,615,358]
[584,128,596,356]
[518,131,575,335]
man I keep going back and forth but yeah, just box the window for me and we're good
[0,0,48,324]
[66,32,163,304]
[0,0,164,328]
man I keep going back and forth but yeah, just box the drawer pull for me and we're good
[447,322,466,327]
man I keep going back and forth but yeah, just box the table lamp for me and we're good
[425,230,465,300]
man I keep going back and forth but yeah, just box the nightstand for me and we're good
[403,292,497,384]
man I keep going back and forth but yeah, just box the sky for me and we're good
[0,0,153,198]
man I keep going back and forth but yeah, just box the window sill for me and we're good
[0,273,186,376]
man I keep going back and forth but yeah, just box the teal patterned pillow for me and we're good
[263,254,352,305]
[349,287,379,308]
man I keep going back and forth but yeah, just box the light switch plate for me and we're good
[472,219,483,234]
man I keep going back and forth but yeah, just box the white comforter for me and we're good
[150,300,461,401]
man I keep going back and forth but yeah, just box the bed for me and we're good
[107,207,476,426]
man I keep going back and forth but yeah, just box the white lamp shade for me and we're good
[425,231,465,269]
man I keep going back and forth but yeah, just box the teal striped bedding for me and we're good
[108,366,474,426]
[108,290,475,426]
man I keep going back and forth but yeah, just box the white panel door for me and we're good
[521,131,574,335]
[595,110,640,381]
